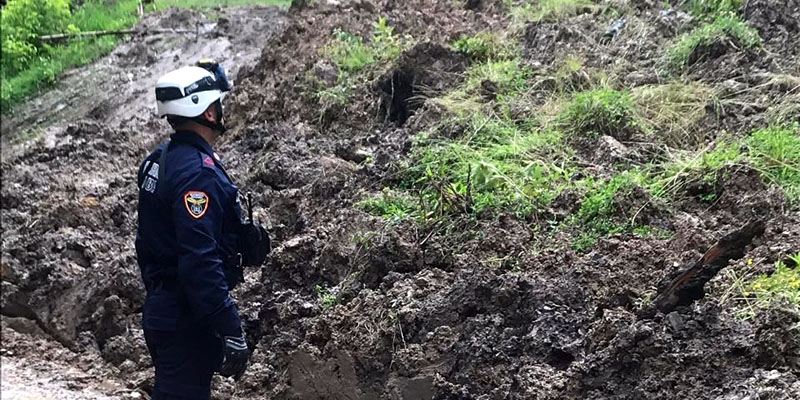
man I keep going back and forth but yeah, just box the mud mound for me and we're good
[2,0,800,398]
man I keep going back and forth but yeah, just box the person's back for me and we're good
[135,64,268,399]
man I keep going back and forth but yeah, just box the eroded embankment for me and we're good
[2,0,800,399]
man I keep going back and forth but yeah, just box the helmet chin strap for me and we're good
[192,101,226,134]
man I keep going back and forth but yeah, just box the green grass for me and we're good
[568,171,649,251]
[646,123,799,204]
[558,88,637,137]
[1,0,290,113]
[726,254,800,320]
[747,123,800,204]
[632,82,717,147]
[667,14,761,71]
[452,32,511,61]
[1,0,140,112]
[358,189,420,223]
[649,139,743,198]
[680,0,742,19]
[152,0,290,9]
[508,0,596,24]
[316,17,410,107]
[323,29,375,73]
[315,285,339,309]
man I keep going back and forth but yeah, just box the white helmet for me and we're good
[155,66,224,118]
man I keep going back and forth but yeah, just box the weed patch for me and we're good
[632,82,717,147]
[680,0,742,19]
[747,123,800,204]
[452,32,511,60]
[568,171,649,251]
[358,189,420,223]
[649,140,743,199]
[318,17,410,109]
[558,88,637,138]
[726,254,800,320]
[667,14,760,71]
[508,0,596,24]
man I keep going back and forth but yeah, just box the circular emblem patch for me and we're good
[184,191,209,219]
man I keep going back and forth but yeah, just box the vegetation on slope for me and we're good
[0,0,290,113]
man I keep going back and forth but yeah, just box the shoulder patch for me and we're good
[202,155,215,169]
[184,191,209,219]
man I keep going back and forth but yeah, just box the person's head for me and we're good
[155,65,231,142]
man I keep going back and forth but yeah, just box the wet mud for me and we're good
[2,0,799,399]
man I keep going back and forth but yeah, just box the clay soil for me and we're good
[2,0,799,399]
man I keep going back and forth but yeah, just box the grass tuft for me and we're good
[681,0,742,19]
[357,189,420,223]
[667,14,760,71]
[568,171,649,250]
[632,82,717,147]
[747,123,800,204]
[558,88,636,137]
[452,32,511,60]
[508,0,596,24]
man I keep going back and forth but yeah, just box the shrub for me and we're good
[323,29,375,73]
[558,88,636,137]
[667,14,760,71]
[1,0,73,76]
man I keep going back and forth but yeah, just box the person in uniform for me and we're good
[135,62,269,399]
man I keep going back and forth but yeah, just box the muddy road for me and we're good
[2,0,800,399]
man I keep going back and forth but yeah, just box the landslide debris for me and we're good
[2,0,800,399]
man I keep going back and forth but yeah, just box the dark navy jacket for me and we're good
[136,130,242,337]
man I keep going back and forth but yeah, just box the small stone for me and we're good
[667,312,684,331]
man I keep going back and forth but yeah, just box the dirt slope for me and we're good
[2,0,799,399]
[1,5,286,397]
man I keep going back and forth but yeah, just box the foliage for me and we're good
[508,0,596,24]
[650,140,742,198]
[680,0,742,19]
[1,0,142,112]
[569,171,647,251]
[322,17,407,74]
[727,254,800,320]
[452,32,509,60]
[558,88,636,137]
[315,285,338,309]
[317,17,408,107]
[402,111,573,218]
[323,29,375,73]
[747,123,800,204]
[152,0,290,9]
[667,14,761,71]
[466,59,529,95]
[632,82,717,147]
[357,189,420,223]
[371,16,406,61]
[1,0,73,76]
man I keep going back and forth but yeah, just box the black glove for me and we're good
[222,253,244,290]
[240,222,270,267]
[219,335,250,380]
